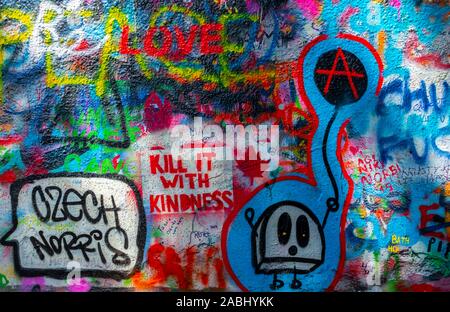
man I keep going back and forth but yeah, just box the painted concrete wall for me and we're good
[0,0,448,292]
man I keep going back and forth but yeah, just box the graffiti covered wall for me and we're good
[0,0,448,292]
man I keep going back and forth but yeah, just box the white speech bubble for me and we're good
[0,173,146,280]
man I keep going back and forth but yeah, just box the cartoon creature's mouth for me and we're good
[288,246,298,256]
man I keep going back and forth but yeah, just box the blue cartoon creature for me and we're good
[223,34,383,292]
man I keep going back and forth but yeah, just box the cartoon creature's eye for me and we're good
[296,215,310,248]
[277,212,292,245]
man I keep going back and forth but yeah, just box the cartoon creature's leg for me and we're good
[270,274,284,290]
[290,271,302,289]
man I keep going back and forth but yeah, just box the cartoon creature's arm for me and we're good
[245,208,255,228]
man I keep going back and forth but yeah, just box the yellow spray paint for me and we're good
[0,9,33,105]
